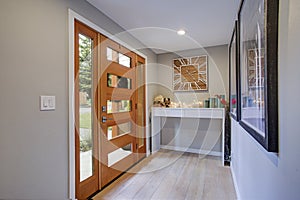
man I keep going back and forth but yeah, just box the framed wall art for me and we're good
[173,55,208,91]
[238,0,279,152]
[229,20,240,121]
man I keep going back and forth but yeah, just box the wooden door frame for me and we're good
[74,20,99,199]
[68,10,148,199]
[135,55,147,161]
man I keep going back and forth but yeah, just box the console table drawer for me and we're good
[152,108,182,117]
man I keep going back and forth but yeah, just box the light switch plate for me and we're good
[40,96,55,111]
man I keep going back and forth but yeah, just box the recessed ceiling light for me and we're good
[177,29,186,36]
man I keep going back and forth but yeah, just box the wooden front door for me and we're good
[99,35,138,186]
[74,20,146,198]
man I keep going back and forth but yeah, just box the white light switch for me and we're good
[40,96,55,111]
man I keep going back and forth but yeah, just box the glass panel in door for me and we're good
[79,33,93,182]
[108,143,132,167]
[106,47,131,68]
[107,122,132,140]
[107,100,131,114]
[107,73,132,89]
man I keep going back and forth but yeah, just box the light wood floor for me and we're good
[92,150,236,200]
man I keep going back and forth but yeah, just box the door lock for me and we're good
[102,116,113,123]
[102,116,107,123]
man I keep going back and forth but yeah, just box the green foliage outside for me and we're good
[79,34,92,102]
[78,35,93,152]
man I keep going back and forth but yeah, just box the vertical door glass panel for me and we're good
[79,34,93,182]
[107,122,132,140]
[108,144,132,167]
[107,74,132,89]
[137,62,145,148]
[107,100,131,114]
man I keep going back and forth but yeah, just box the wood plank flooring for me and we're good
[92,150,236,200]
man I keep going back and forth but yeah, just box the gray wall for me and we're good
[231,0,300,199]
[156,45,229,105]
[0,0,157,199]
[156,46,228,155]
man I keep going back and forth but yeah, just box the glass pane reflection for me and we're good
[108,144,132,167]
[107,122,131,140]
[107,100,131,114]
[107,73,131,89]
[106,47,131,68]
[106,47,118,62]
[79,33,93,182]
[119,53,130,67]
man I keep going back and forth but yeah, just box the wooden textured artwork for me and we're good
[173,55,208,91]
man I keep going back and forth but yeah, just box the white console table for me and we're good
[151,107,225,164]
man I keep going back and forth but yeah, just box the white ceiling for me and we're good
[87,0,240,54]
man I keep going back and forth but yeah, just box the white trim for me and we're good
[68,10,147,59]
[68,9,76,200]
[68,9,149,199]
[160,145,222,157]
[230,165,241,200]
[145,75,150,157]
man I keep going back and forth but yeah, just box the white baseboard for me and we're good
[151,149,159,155]
[230,165,241,200]
[160,145,222,157]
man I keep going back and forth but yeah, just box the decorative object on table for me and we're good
[229,20,240,121]
[216,94,226,108]
[238,0,278,152]
[169,102,177,108]
[204,100,210,108]
[198,100,204,108]
[209,97,218,108]
[173,55,208,91]
[163,98,171,107]
[153,95,164,107]
[215,95,228,108]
